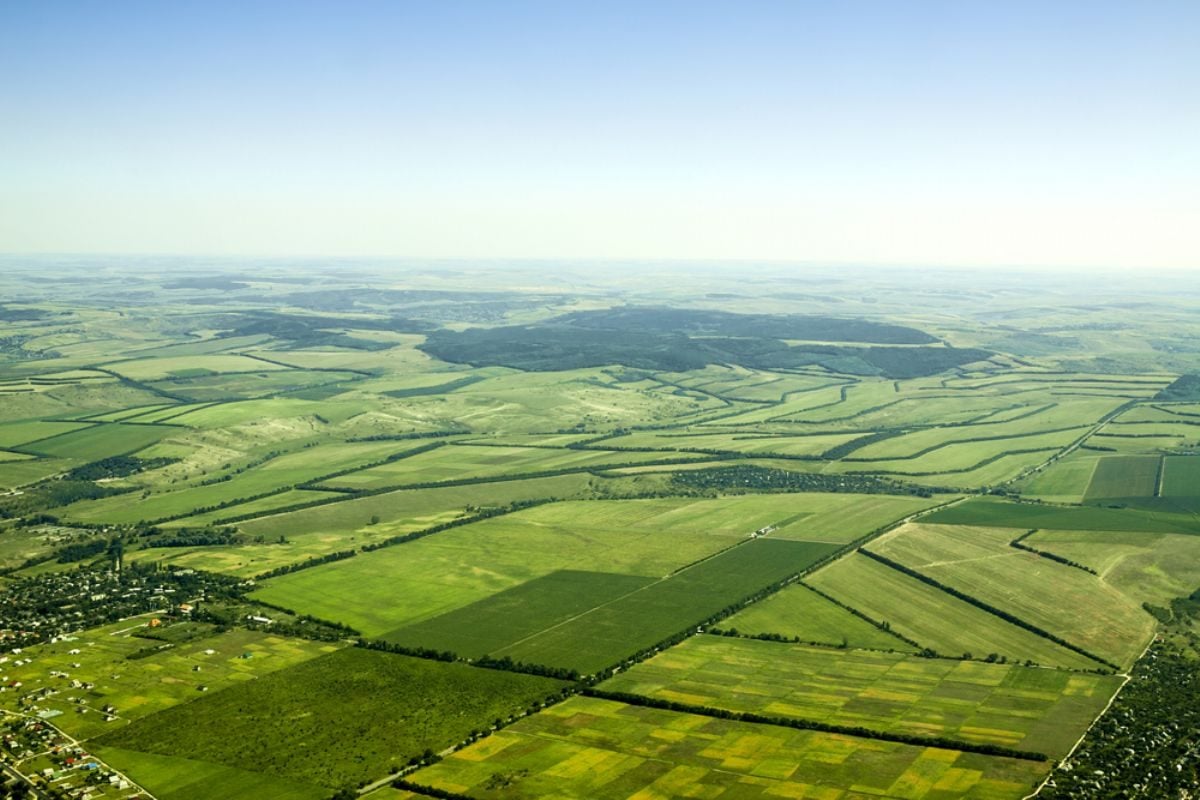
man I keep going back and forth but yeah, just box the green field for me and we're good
[925,496,1200,534]
[1162,455,1200,497]
[1084,455,1161,500]
[1015,452,1099,503]
[251,495,861,639]
[1027,529,1200,607]
[411,695,1049,799]
[871,524,1154,667]
[318,443,697,489]
[25,421,176,460]
[386,570,657,658]
[61,438,431,524]
[722,582,919,650]
[0,457,73,489]
[96,747,325,800]
[0,419,92,447]
[604,429,865,457]
[485,539,838,674]
[807,554,1100,670]
[602,635,1121,757]
[97,648,568,790]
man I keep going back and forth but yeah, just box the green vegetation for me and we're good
[410,695,1049,799]
[870,523,1154,667]
[0,620,338,739]
[488,539,837,673]
[5,265,1200,799]
[720,582,918,650]
[385,570,656,658]
[925,496,1200,534]
[807,554,1100,669]
[97,648,567,790]
[602,636,1121,757]
[1162,454,1200,496]
[1083,454,1161,500]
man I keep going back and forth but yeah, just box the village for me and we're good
[1,711,150,799]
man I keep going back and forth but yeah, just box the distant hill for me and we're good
[420,307,991,378]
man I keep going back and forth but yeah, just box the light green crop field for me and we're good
[96,648,567,791]
[722,583,918,651]
[411,695,1049,800]
[871,524,1155,668]
[26,422,176,460]
[241,473,595,540]
[1015,451,1099,503]
[317,444,697,490]
[657,366,842,402]
[96,747,325,800]
[807,554,1099,670]
[1027,529,1200,607]
[0,619,338,740]
[834,428,1083,476]
[139,476,605,579]
[604,430,864,457]
[0,419,92,447]
[1162,455,1200,496]
[60,439,428,524]
[1084,455,1161,500]
[0,456,75,488]
[252,498,769,636]
[602,636,1121,757]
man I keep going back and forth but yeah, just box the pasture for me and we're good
[722,583,918,651]
[870,524,1155,667]
[1026,529,1200,607]
[411,695,1049,800]
[601,635,1121,757]
[25,422,176,460]
[806,554,1099,670]
[97,648,568,790]
[317,444,696,490]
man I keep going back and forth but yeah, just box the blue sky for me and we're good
[1,1,1196,268]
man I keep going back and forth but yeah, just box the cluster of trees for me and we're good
[146,527,242,548]
[421,320,990,378]
[0,478,128,519]
[1041,624,1200,797]
[672,464,938,496]
[1155,374,1200,402]
[62,454,177,481]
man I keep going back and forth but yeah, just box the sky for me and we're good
[0,1,1196,270]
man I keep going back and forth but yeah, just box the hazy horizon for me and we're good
[2,1,1196,271]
